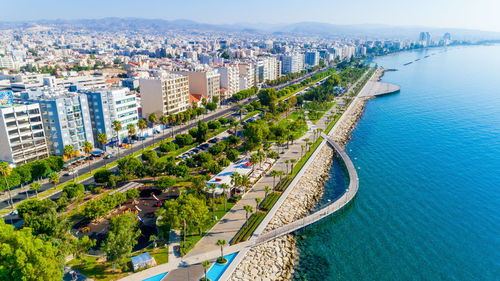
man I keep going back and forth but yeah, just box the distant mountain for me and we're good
[1,18,499,41]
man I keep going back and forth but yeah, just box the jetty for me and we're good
[358,68,400,97]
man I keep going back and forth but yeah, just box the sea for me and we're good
[292,45,500,281]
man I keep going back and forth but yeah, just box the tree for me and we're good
[209,184,216,219]
[101,213,141,264]
[127,123,136,145]
[62,183,85,199]
[112,120,122,158]
[264,186,271,198]
[226,149,240,162]
[230,172,241,187]
[83,141,93,169]
[249,154,259,173]
[237,104,245,121]
[30,182,42,197]
[243,205,253,228]
[201,260,210,281]
[138,119,147,150]
[277,170,285,182]
[148,113,158,141]
[98,133,108,151]
[221,183,229,211]
[117,156,143,178]
[290,159,296,174]
[156,176,176,191]
[270,170,279,189]
[216,239,227,263]
[0,219,64,281]
[255,197,261,212]
[63,145,75,161]
[94,168,112,184]
[175,134,194,146]
[75,236,96,259]
[0,162,14,208]
[149,235,159,249]
[159,115,168,135]
[285,159,290,174]
[196,121,209,143]
[49,172,59,187]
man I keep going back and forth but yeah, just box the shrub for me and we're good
[125,188,140,199]
[175,134,194,146]
[207,120,221,130]
[226,149,240,162]
[94,168,112,184]
[62,183,85,199]
[260,193,281,211]
[159,141,178,153]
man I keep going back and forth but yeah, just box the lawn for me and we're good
[67,256,130,281]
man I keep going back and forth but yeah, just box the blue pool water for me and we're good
[293,45,500,280]
[142,272,167,281]
[206,252,238,281]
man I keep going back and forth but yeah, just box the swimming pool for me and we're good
[205,252,238,281]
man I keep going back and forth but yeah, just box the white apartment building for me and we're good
[0,102,50,166]
[255,56,280,83]
[216,65,240,98]
[174,70,220,102]
[281,53,304,74]
[237,62,256,89]
[140,73,190,117]
[84,88,139,142]
[44,76,107,90]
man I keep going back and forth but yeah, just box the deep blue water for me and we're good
[293,45,500,281]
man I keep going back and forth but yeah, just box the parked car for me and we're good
[199,143,210,150]
[208,137,219,144]
[104,154,113,159]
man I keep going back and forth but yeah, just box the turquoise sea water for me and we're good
[293,45,500,281]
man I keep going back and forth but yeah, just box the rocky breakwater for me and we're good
[229,145,334,281]
[332,97,370,148]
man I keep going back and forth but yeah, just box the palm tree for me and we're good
[112,120,122,158]
[201,260,211,281]
[209,184,216,219]
[237,104,245,121]
[0,162,14,208]
[220,183,229,211]
[270,170,279,188]
[148,113,158,141]
[285,159,289,174]
[290,159,296,175]
[216,239,227,263]
[243,205,253,228]
[255,198,261,212]
[241,175,249,188]
[304,138,310,151]
[230,172,241,189]
[149,235,158,249]
[83,141,93,169]
[49,172,59,187]
[127,123,136,144]
[277,170,285,182]
[97,133,108,167]
[257,149,266,168]
[168,114,176,138]
[249,154,259,173]
[264,186,270,198]
[137,119,147,150]
[300,145,305,157]
[30,182,42,197]
[63,145,76,181]
[159,115,168,136]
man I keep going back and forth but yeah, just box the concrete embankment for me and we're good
[228,95,370,281]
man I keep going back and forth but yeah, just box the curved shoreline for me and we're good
[228,95,369,281]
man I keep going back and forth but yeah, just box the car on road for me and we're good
[208,137,219,143]
[104,154,113,159]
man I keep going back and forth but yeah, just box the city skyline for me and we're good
[3,0,500,32]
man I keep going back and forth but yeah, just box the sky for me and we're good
[3,0,500,32]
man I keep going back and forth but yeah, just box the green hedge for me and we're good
[274,176,292,192]
[259,193,280,211]
[232,212,266,244]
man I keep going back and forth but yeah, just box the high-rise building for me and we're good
[281,53,304,74]
[21,88,94,155]
[83,88,139,143]
[174,70,220,102]
[255,57,280,83]
[305,51,320,67]
[140,73,190,117]
[419,32,431,46]
[0,97,50,166]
